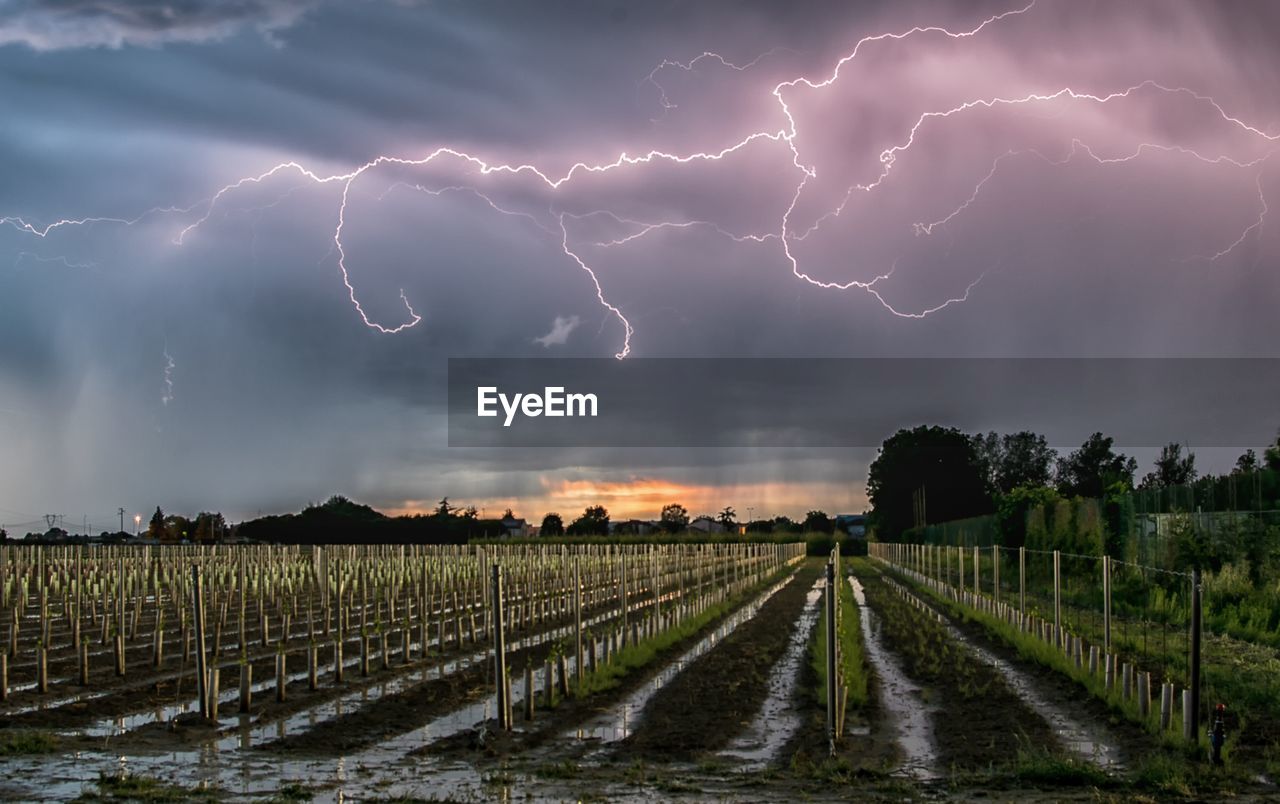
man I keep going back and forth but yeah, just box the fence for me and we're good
[868,541,1280,744]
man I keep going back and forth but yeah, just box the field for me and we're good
[1,541,1277,802]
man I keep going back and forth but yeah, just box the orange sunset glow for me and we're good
[386,476,865,522]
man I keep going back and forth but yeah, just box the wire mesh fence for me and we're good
[871,540,1280,747]
[875,468,1280,753]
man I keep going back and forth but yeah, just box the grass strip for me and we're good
[811,560,868,714]
[572,563,799,698]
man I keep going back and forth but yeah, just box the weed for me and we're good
[0,731,60,755]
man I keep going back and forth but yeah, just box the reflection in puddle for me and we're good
[566,574,795,747]
[719,578,823,770]
[850,576,942,781]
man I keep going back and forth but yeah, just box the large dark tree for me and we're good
[193,512,226,543]
[1266,430,1280,472]
[147,506,166,541]
[540,512,564,536]
[660,503,689,533]
[994,431,1057,494]
[772,515,802,534]
[973,431,1003,493]
[1055,432,1137,499]
[866,426,993,541]
[567,505,610,536]
[1235,449,1258,474]
[1140,442,1197,489]
[802,510,834,533]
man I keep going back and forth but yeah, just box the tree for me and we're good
[147,507,166,541]
[1266,430,1280,472]
[433,498,455,518]
[1055,432,1137,499]
[163,514,192,543]
[1140,442,1197,489]
[0,527,6,542]
[540,512,564,536]
[1235,449,1258,474]
[502,508,515,520]
[717,506,737,532]
[192,512,226,543]
[659,503,689,533]
[802,510,834,533]
[994,431,1057,494]
[772,515,802,534]
[460,506,479,520]
[973,431,1003,493]
[866,425,994,541]
[567,505,610,536]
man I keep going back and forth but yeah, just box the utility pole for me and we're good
[118,508,125,534]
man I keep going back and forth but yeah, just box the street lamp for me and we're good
[134,514,141,536]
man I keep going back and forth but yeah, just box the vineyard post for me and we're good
[492,564,511,730]
[972,545,979,600]
[992,545,1000,604]
[1102,555,1111,653]
[620,549,628,647]
[1019,546,1026,614]
[825,558,837,756]
[1189,568,1202,742]
[1052,550,1062,646]
[191,564,210,720]
[524,663,535,721]
[574,558,583,690]
[240,662,252,712]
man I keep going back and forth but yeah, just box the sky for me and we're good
[1,0,1277,532]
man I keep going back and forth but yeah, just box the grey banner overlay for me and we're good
[447,358,1280,448]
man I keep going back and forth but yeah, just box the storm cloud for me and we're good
[0,0,321,50]
[0,0,1277,529]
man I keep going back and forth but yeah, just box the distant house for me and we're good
[500,516,529,539]
[835,514,868,539]
[688,516,726,534]
[613,519,660,536]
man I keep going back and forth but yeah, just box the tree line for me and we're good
[868,425,1280,543]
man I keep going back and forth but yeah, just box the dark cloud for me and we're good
[1,1,1277,523]
[0,0,322,50]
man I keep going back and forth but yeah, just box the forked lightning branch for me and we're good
[476,386,598,426]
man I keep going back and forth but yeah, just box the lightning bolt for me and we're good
[161,347,175,407]
[1192,172,1269,263]
[641,47,792,121]
[11,252,97,270]
[914,141,1272,237]
[6,0,1278,356]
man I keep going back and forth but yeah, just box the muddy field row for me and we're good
[2,546,1275,802]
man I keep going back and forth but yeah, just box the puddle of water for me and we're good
[565,573,794,748]
[718,578,823,770]
[849,576,942,781]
